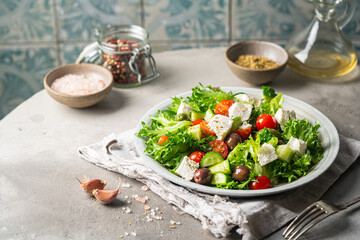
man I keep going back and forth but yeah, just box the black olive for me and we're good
[232,165,251,182]
[194,168,212,185]
[278,139,285,145]
[225,132,242,150]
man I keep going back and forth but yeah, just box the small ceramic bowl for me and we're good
[225,40,288,85]
[44,63,113,108]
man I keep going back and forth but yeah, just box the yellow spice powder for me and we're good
[235,55,279,70]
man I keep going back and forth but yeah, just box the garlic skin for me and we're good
[92,184,120,204]
[76,177,107,195]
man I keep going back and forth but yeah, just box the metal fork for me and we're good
[283,196,360,240]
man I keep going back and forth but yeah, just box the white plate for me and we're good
[134,87,339,197]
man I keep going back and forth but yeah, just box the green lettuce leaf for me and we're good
[168,97,184,113]
[248,92,284,125]
[269,152,322,182]
[282,119,322,154]
[262,86,276,102]
[215,173,255,190]
[187,84,235,112]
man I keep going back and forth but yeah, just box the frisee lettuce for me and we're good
[282,119,322,154]
[187,84,235,112]
[262,86,276,102]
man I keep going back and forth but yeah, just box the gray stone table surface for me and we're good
[1,48,360,240]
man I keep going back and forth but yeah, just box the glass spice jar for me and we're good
[76,25,160,88]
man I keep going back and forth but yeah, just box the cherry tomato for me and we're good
[214,100,235,116]
[158,135,169,145]
[256,114,277,130]
[234,127,252,141]
[192,119,204,125]
[208,140,228,159]
[250,176,272,190]
[189,151,206,163]
[199,121,216,136]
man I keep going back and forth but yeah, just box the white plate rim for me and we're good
[134,86,339,197]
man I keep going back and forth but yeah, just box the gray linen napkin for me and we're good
[78,130,360,240]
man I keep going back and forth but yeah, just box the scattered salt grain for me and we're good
[155,207,159,211]
[144,195,149,200]
[141,185,149,191]
[121,183,131,188]
[144,205,151,210]
[124,232,129,236]
[124,195,129,199]
[145,216,153,222]
[130,231,137,236]
[170,220,180,225]
[124,207,131,214]
[51,74,105,96]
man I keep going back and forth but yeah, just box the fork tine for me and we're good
[290,213,330,240]
[287,209,324,240]
[283,204,318,238]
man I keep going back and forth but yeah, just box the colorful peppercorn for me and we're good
[102,38,146,85]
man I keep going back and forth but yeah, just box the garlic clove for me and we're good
[92,184,120,204]
[76,177,107,195]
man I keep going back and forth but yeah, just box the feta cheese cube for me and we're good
[287,137,307,156]
[257,143,278,166]
[175,156,199,181]
[177,102,193,115]
[235,94,261,107]
[208,114,233,140]
[228,102,252,121]
[274,108,296,130]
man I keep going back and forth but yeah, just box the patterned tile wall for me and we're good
[0,0,359,119]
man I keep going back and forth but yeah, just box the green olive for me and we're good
[175,113,188,121]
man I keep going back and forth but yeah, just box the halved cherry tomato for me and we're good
[234,127,252,141]
[189,151,206,163]
[250,176,271,190]
[199,121,216,136]
[208,140,228,159]
[256,114,277,130]
[192,119,204,125]
[214,100,235,116]
[158,135,169,145]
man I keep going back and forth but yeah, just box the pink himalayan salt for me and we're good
[51,74,105,96]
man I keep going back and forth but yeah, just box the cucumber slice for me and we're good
[211,173,231,185]
[276,145,295,162]
[204,109,215,122]
[253,162,273,178]
[188,125,202,141]
[208,159,232,175]
[191,111,205,121]
[200,152,224,168]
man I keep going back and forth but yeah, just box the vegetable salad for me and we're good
[137,85,323,190]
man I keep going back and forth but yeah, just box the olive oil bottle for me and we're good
[286,0,358,80]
